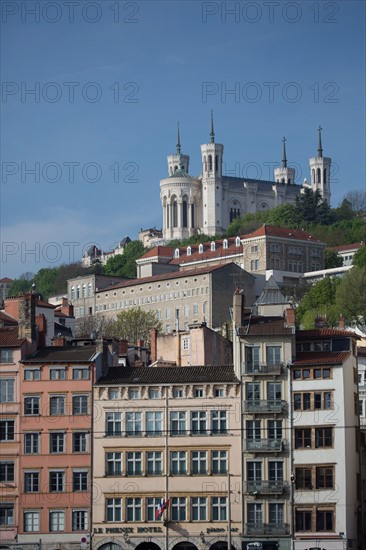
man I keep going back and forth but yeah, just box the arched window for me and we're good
[76,285,80,299]
[174,165,178,172]
[70,286,75,301]
[88,282,92,297]
[215,154,218,171]
[281,178,285,183]
[199,244,203,254]
[174,249,180,258]
[223,239,228,249]
[182,200,188,228]
[323,168,327,185]
[166,203,170,228]
[82,284,86,298]
[173,200,178,227]
[316,168,321,184]
[235,236,241,247]
[208,154,213,171]
[203,155,206,171]
[187,246,192,256]
[191,204,195,228]
[211,242,216,251]
[312,168,315,183]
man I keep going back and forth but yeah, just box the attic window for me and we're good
[174,249,180,258]
[235,236,241,247]
[199,244,203,254]
[187,246,192,256]
[210,242,216,252]
[223,239,228,249]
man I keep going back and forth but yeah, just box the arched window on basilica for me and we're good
[229,207,241,223]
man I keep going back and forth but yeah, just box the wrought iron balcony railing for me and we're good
[244,480,288,495]
[243,363,283,375]
[245,438,285,452]
[243,400,287,414]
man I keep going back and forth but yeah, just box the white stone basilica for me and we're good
[160,113,331,241]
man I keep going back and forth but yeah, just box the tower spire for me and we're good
[210,110,215,144]
[176,122,181,155]
[317,125,323,158]
[282,137,287,168]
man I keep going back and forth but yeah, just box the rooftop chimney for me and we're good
[233,288,244,328]
[18,293,36,342]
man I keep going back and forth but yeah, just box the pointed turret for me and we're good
[317,125,323,158]
[210,109,215,144]
[282,137,287,168]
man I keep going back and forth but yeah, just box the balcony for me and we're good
[245,523,289,535]
[243,400,287,414]
[244,480,288,495]
[245,438,285,452]
[243,363,283,376]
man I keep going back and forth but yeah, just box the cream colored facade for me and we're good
[92,366,242,550]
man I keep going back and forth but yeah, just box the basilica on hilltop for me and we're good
[160,113,331,241]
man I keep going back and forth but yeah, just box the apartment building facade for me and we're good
[93,365,242,550]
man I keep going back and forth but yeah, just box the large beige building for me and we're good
[93,365,242,550]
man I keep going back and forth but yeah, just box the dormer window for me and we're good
[223,239,228,249]
[210,242,216,252]
[174,249,180,259]
[199,244,203,254]
[235,236,241,247]
[187,246,191,256]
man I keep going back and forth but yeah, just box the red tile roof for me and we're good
[246,225,323,242]
[0,327,25,347]
[294,351,351,365]
[331,242,365,252]
[0,311,18,325]
[139,246,175,260]
[0,277,14,283]
[170,238,243,266]
[296,329,357,340]
[36,299,56,309]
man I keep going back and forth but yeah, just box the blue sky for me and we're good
[1,0,365,278]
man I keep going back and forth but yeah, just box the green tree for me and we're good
[335,267,366,324]
[104,240,146,278]
[296,277,340,327]
[353,246,366,268]
[295,188,334,225]
[324,249,343,269]
[265,203,300,228]
[33,268,59,299]
[8,277,33,296]
[111,307,162,345]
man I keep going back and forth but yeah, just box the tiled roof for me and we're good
[293,351,351,366]
[239,316,293,337]
[296,329,357,340]
[0,311,18,325]
[0,277,14,283]
[246,225,323,243]
[139,246,175,260]
[170,238,243,266]
[101,263,238,292]
[0,327,25,347]
[97,365,239,385]
[36,299,56,309]
[22,345,97,363]
[331,242,365,252]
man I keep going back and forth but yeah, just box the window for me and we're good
[246,382,260,403]
[148,388,160,399]
[212,450,228,474]
[24,368,41,380]
[106,412,122,436]
[24,511,40,532]
[146,497,161,521]
[72,368,89,380]
[72,510,88,531]
[269,503,284,525]
[49,510,65,531]
[173,387,184,398]
[245,346,260,372]
[146,411,163,435]
[24,432,39,453]
[316,466,334,489]
[250,259,259,271]
[212,497,227,521]
[24,396,40,415]
[73,471,88,491]
[50,395,65,415]
[247,461,262,482]
[191,411,207,434]
[0,379,14,402]
[294,391,333,410]
[170,411,186,435]
[72,395,88,415]
[106,452,122,476]
[146,451,162,475]
[316,509,334,531]
[0,503,14,526]
[73,432,88,453]
[267,382,282,403]
[247,420,261,441]
[126,412,142,435]
[24,471,39,493]
[212,410,228,434]
[266,345,281,366]
[295,467,312,489]
[315,427,333,448]
[171,497,186,521]
[49,470,65,492]
[126,498,142,521]
[214,387,225,397]
[50,368,66,380]
[295,428,312,448]
[191,451,207,475]
[0,461,15,482]
[170,451,187,475]
[182,338,189,351]
[191,497,207,521]
[0,349,13,363]
[128,388,139,399]
[0,419,15,441]
[268,420,282,440]
[126,452,142,475]
[247,502,262,526]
